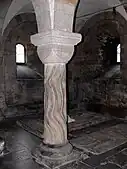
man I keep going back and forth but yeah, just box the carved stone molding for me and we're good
[31,30,82,64]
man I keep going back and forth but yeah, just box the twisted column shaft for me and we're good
[43,64,67,145]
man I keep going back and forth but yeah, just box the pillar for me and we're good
[31,0,82,168]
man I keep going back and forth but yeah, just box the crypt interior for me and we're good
[1,0,127,169]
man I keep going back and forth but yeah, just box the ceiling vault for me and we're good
[1,0,127,34]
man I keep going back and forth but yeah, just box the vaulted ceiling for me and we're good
[76,0,127,31]
[1,0,127,35]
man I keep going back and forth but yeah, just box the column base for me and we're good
[32,143,82,169]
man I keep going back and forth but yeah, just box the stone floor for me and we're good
[0,119,127,169]
[17,111,113,139]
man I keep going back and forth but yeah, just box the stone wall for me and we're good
[0,13,43,118]
[67,11,127,115]
[1,11,127,119]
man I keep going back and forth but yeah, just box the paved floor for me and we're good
[17,111,113,139]
[0,120,127,169]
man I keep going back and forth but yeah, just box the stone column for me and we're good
[44,63,67,146]
[31,0,82,168]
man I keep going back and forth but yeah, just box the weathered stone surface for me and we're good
[1,1,127,122]
[32,143,86,169]
[43,64,68,145]
[60,161,92,169]
[106,148,127,168]
[0,13,44,118]
[17,111,113,139]
[96,163,122,169]
[71,124,127,155]
[3,119,127,169]
[0,8,127,119]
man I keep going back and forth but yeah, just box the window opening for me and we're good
[16,44,25,63]
[117,44,121,63]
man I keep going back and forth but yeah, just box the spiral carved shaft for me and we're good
[43,64,68,145]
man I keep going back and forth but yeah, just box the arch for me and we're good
[80,11,127,36]
[75,0,127,32]
[2,0,50,35]
[2,0,127,34]
[2,0,33,34]
[0,13,39,105]
[72,10,127,83]
[78,11,127,72]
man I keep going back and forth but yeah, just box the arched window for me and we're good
[117,44,121,63]
[16,44,25,63]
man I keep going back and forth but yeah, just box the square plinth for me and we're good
[32,147,89,169]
